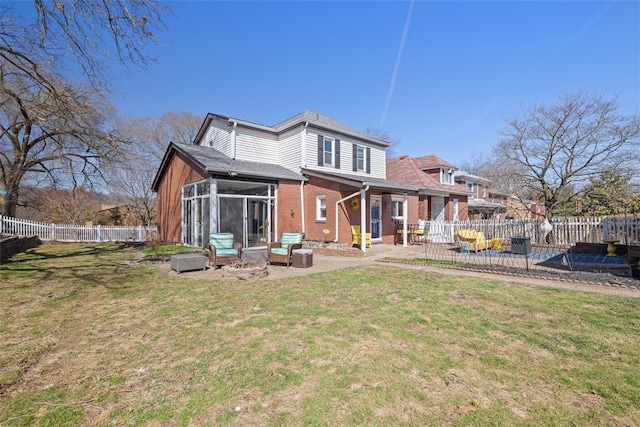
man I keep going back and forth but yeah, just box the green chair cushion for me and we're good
[210,233,234,250]
[216,248,238,257]
[280,232,303,249]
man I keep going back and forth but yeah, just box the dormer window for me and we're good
[441,168,453,185]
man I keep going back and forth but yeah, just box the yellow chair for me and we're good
[456,229,491,252]
[351,225,372,248]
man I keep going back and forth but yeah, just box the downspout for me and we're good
[230,120,238,159]
[300,180,305,234]
[334,185,370,251]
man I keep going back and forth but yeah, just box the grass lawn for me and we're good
[1,243,639,426]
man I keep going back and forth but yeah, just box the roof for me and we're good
[468,198,508,211]
[152,142,304,190]
[413,154,458,170]
[193,110,390,148]
[454,170,491,184]
[386,155,470,196]
[301,168,421,193]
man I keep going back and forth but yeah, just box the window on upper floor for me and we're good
[441,168,453,185]
[352,144,371,174]
[316,195,327,221]
[356,146,364,171]
[324,137,333,165]
[466,181,474,192]
[317,135,340,169]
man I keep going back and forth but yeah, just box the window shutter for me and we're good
[366,147,371,174]
[317,135,323,166]
[352,144,358,172]
[335,139,341,169]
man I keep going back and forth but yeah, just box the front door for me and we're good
[370,196,382,240]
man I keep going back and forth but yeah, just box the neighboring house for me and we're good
[386,155,471,222]
[93,204,152,226]
[151,111,419,251]
[453,170,507,220]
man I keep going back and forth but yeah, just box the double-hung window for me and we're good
[323,137,333,166]
[356,146,365,171]
[316,195,327,221]
[351,144,370,173]
[318,135,340,169]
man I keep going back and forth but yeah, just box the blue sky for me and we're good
[19,1,640,167]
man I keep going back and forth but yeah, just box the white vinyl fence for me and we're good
[0,216,156,243]
[425,216,639,246]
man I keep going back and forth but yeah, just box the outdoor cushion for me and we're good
[270,247,289,255]
[280,232,303,249]
[457,229,479,240]
[209,233,234,250]
[215,248,238,256]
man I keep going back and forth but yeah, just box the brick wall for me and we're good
[155,151,206,243]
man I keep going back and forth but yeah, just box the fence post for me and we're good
[51,223,55,241]
[97,225,101,242]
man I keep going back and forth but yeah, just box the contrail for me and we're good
[380,0,414,128]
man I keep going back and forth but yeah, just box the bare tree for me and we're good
[0,0,171,92]
[106,112,202,225]
[492,91,640,219]
[364,126,399,158]
[41,187,101,224]
[0,72,122,216]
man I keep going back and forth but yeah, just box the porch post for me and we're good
[403,193,408,247]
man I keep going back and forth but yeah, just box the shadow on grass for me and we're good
[0,243,143,290]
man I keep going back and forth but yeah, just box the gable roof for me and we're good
[413,154,458,171]
[386,155,470,196]
[193,110,389,148]
[152,142,304,191]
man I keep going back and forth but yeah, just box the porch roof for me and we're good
[301,168,421,193]
[468,198,508,211]
[159,142,305,186]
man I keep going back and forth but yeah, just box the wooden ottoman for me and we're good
[171,253,207,273]
[292,249,313,268]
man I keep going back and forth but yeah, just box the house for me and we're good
[453,170,507,220]
[151,111,420,252]
[386,155,471,222]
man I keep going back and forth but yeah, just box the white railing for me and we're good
[0,216,156,243]
[425,216,639,246]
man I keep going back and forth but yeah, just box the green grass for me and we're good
[1,243,639,426]
[139,243,200,257]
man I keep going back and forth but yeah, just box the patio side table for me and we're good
[292,249,313,268]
